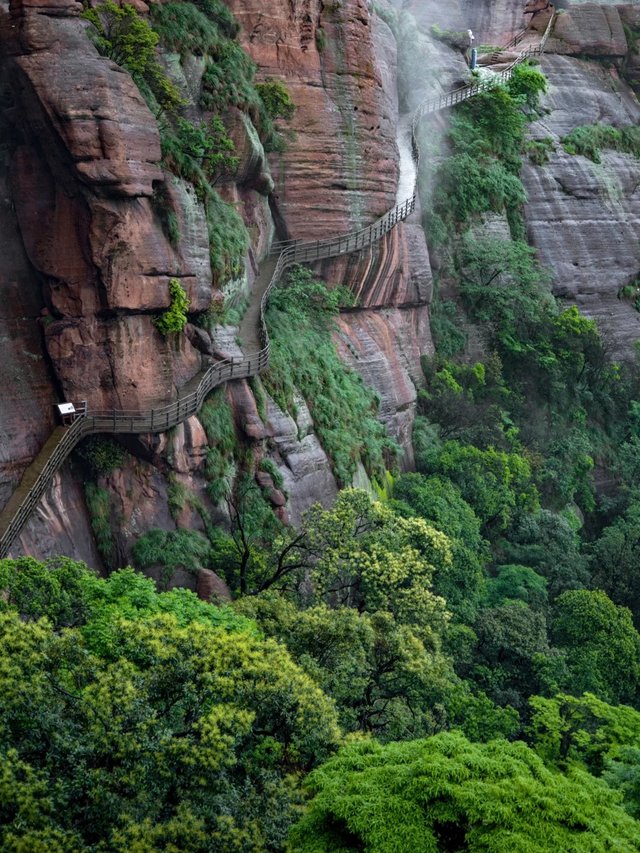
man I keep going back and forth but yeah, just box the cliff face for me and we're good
[5,0,640,571]
[523,52,640,357]
[6,0,209,414]
[0,0,433,565]
[227,0,398,237]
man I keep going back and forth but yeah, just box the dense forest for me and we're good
[3,0,640,850]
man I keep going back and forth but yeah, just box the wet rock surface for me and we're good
[523,54,640,358]
[228,0,398,239]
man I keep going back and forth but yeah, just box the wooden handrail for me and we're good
[0,13,556,558]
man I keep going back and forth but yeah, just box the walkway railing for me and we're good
[0,13,555,558]
[414,12,555,120]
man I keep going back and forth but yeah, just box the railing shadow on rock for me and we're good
[0,12,556,559]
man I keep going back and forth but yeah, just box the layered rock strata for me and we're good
[2,0,436,566]
[227,0,398,238]
[523,53,640,357]
[5,0,209,413]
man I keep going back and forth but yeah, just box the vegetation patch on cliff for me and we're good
[263,266,398,486]
[562,123,640,164]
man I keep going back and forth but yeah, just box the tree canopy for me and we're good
[290,732,640,852]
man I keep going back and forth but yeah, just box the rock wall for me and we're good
[4,0,209,414]
[0,91,56,512]
[1,0,433,568]
[230,0,434,470]
[523,53,640,358]
[227,0,398,238]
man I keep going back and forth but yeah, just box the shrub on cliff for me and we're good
[563,123,640,164]
[81,1,182,113]
[154,277,190,335]
[264,266,397,485]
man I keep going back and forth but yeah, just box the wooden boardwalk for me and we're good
[0,13,555,558]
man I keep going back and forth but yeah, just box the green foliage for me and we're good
[131,528,212,586]
[84,482,115,569]
[264,266,396,485]
[421,439,538,536]
[151,0,227,56]
[506,61,548,110]
[528,692,640,775]
[392,473,486,620]
[167,475,191,521]
[486,563,548,610]
[205,191,249,280]
[0,578,339,850]
[563,123,640,164]
[291,732,640,852]
[0,557,250,637]
[0,556,98,627]
[526,135,555,165]
[232,488,451,623]
[154,4,293,154]
[238,594,460,741]
[429,23,469,50]
[256,80,295,120]
[551,589,640,706]
[198,387,238,504]
[456,234,554,352]
[145,0,257,283]
[394,472,483,552]
[424,73,545,241]
[501,509,590,599]
[472,600,549,709]
[153,277,190,335]
[428,296,466,356]
[166,115,238,185]
[248,375,268,422]
[82,1,182,113]
[199,387,236,449]
[589,501,640,625]
[77,436,127,477]
[418,353,514,448]
[429,148,525,236]
[259,457,284,490]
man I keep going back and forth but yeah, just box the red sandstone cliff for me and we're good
[0,0,434,567]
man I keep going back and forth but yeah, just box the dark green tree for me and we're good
[551,589,640,706]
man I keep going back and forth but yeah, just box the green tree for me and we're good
[551,589,640,706]
[471,600,549,708]
[393,472,483,552]
[392,473,487,620]
[422,440,538,535]
[154,277,190,335]
[485,563,548,611]
[457,234,554,352]
[237,594,456,741]
[500,508,590,598]
[256,80,295,120]
[290,732,640,852]
[589,501,640,625]
[527,692,640,774]
[82,1,182,113]
[0,568,340,851]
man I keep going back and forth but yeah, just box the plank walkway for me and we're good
[0,13,556,558]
